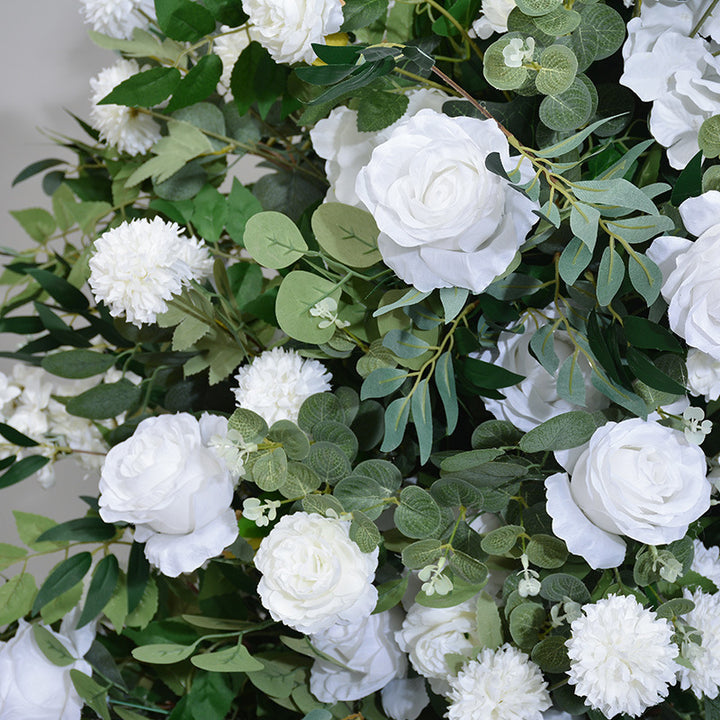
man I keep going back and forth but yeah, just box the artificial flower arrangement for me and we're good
[2,0,720,718]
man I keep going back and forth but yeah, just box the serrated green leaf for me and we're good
[0,573,37,625]
[166,54,223,113]
[356,90,409,132]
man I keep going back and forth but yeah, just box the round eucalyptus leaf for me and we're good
[533,6,580,35]
[699,114,720,159]
[536,45,578,96]
[515,0,562,17]
[703,165,720,192]
[559,23,599,72]
[581,3,625,60]
[483,37,529,91]
[243,211,308,269]
[539,77,593,132]
[311,203,381,268]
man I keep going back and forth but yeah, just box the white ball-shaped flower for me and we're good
[254,511,378,635]
[446,644,551,720]
[687,348,720,401]
[88,217,213,326]
[0,619,92,720]
[692,539,720,588]
[89,59,162,155]
[470,0,516,39]
[381,677,430,720]
[309,608,407,702]
[310,89,449,208]
[244,0,344,65]
[233,347,331,425]
[355,109,538,293]
[396,596,481,695]
[567,595,678,718]
[99,413,239,577]
[480,322,608,432]
[678,589,720,698]
[214,25,251,96]
[545,418,710,569]
[79,0,155,39]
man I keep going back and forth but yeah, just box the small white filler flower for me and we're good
[88,217,213,326]
[567,594,678,718]
[89,59,162,156]
[233,347,331,425]
[79,0,155,39]
[446,644,551,720]
[678,589,720,699]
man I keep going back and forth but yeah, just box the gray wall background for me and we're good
[1,2,127,569]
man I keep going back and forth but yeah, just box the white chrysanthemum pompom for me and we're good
[244,0,344,65]
[678,589,720,698]
[88,217,213,326]
[567,595,678,718]
[447,644,551,720]
[233,347,331,425]
[79,0,155,39]
[692,539,720,589]
[89,59,162,155]
[214,25,251,97]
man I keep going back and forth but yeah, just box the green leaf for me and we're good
[509,601,545,649]
[529,324,559,374]
[627,252,663,305]
[536,44,578,96]
[306,442,351,484]
[483,37,529,91]
[605,215,675,244]
[132,641,197,664]
[36,517,116,543]
[251,447,288,492]
[435,351,459,435]
[481,525,524,555]
[226,179,263,243]
[539,77,593,132]
[526,534,568,568]
[394,486,442,539]
[244,211,308,269]
[231,42,287,119]
[556,352,586,405]
[655,597,695,620]
[10,208,56,242]
[99,66,181,107]
[12,158,66,187]
[349,511,381,552]
[401,539,443,569]
[450,550,488,584]
[70,670,111,720]
[515,0,562,16]
[267,420,310,460]
[275,271,341,344]
[228,408,269,443]
[0,573,37,625]
[383,329,431,359]
[573,178,659,215]
[41,349,115,379]
[415,575,487,608]
[297,392,345,432]
[172,315,211,351]
[302,494,345,518]
[14,511,67,552]
[570,203,600,251]
[311,203,381,268]
[33,553,92,614]
[32,624,76,667]
[532,635,570,673]
[166,54,222,113]
[356,90,409,132]
[190,184,227,244]
[0,455,51,490]
[699,115,720,159]
[380,396,411,452]
[559,237,592,285]
[374,575,410,614]
[41,583,84,625]
[671,151,703,206]
[626,347,686,394]
[411,378,433,464]
[534,6,580,35]
[191,641,264,672]
[519,411,600,452]
[471,420,522,449]
[462,357,525,390]
[539,572,591,602]
[0,543,28,572]
[78,555,120,629]
[25,268,89,311]
[312,421,357,462]
[623,317,682,354]
[361,367,408,400]
[66,379,141,420]
[582,3,625,59]
[155,0,216,41]
[281,462,321,498]
[596,245,624,307]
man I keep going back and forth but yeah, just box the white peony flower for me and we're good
[567,595,678,718]
[79,0,155,39]
[446,644,551,720]
[244,0,344,65]
[692,539,720,589]
[355,109,538,293]
[470,0,516,39]
[396,596,482,695]
[687,348,720,401]
[309,608,407,702]
[678,589,720,699]
[479,317,608,433]
[254,511,378,635]
[214,25,252,97]
[89,59,162,155]
[88,217,213,326]
[98,413,239,577]
[0,619,93,720]
[381,677,430,720]
[650,192,720,359]
[233,347,331,425]
[310,89,449,208]
[545,418,710,569]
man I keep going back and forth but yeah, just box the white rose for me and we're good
[355,109,538,293]
[310,89,449,208]
[382,677,430,720]
[244,0,344,65]
[479,320,608,433]
[545,418,711,569]
[0,619,92,720]
[98,413,239,577]
[309,608,407,702]
[470,0,516,39]
[255,511,378,635]
[396,596,482,695]
[687,348,720,401]
[651,192,720,360]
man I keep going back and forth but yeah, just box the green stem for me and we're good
[690,0,720,37]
